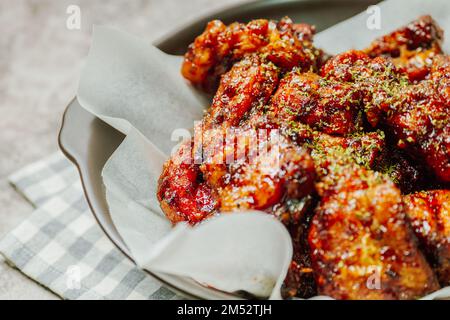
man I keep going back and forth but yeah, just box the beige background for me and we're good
[0,0,252,300]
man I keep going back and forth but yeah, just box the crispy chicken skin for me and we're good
[365,15,443,82]
[271,70,363,136]
[181,17,322,90]
[307,139,439,299]
[322,50,450,182]
[404,190,450,286]
[204,54,279,128]
[309,166,440,299]
[197,124,316,213]
[320,50,409,128]
[386,84,450,183]
[158,140,218,224]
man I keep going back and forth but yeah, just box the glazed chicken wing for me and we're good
[204,54,280,128]
[365,15,443,81]
[197,123,316,214]
[387,84,450,183]
[158,140,218,224]
[181,17,322,90]
[270,70,363,136]
[306,135,440,299]
[386,55,450,183]
[309,166,440,299]
[322,49,450,183]
[404,190,450,286]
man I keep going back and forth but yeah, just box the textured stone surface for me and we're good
[0,0,248,300]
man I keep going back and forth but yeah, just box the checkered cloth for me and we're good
[0,152,179,300]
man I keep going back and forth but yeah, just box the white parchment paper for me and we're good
[77,0,450,299]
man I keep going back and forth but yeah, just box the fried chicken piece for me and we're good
[270,70,363,136]
[158,126,316,225]
[197,122,316,214]
[204,54,279,128]
[181,17,321,90]
[157,140,218,224]
[322,50,450,182]
[365,15,443,82]
[386,56,450,182]
[309,164,440,299]
[386,85,450,183]
[431,54,450,106]
[302,130,439,299]
[404,190,450,286]
[321,50,409,128]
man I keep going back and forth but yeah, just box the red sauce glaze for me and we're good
[181,17,322,91]
[158,16,449,299]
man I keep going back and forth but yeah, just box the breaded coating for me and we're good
[322,50,450,182]
[204,54,279,128]
[157,140,218,224]
[181,17,322,90]
[309,165,440,300]
[198,124,316,213]
[365,15,443,81]
[271,71,363,136]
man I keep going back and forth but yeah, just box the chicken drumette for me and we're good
[322,49,449,183]
[365,15,443,82]
[306,136,440,299]
[309,166,440,299]
[181,17,322,91]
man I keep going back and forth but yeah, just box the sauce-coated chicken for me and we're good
[306,136,440,299]
[365,15,443,82]
[158,16,450,299]
[309,165,440,299]
[181,17,322,91]
[322,50,450,183]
